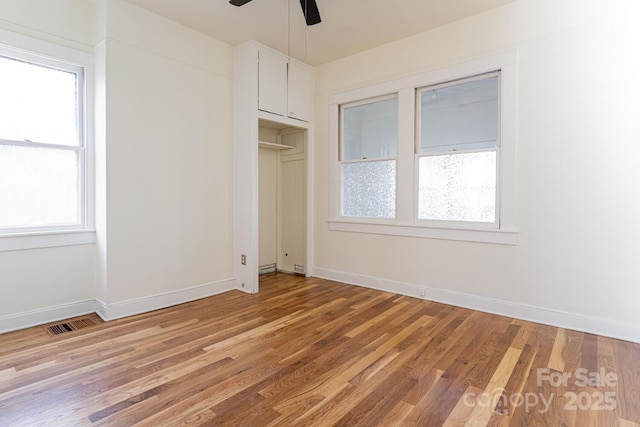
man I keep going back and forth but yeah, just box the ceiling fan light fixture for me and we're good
[299,0,321,26]
[229,0,321,26]
[229,0,253,6]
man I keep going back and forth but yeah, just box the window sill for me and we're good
[328,220,517,245]
[0,230,97,252]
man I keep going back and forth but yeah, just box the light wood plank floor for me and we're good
[1,273,639,426]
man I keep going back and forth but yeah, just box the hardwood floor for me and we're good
[1,273,639,426]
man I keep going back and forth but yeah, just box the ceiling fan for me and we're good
[229,0,321,26]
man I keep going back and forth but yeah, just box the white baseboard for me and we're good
[96,278,236,321]
[1,279,236,334]
[0,299,97,334]
[312,267,640,344]
[4,271,637,344]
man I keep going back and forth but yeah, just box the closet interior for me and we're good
[258,120,306,276]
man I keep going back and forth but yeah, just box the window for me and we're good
[329,52,517,244]
[417,73,499,224]
[340,95,397,219]
[0,37,94,250]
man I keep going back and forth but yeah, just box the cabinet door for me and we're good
[258,49,288,117]
[287,59,313,122]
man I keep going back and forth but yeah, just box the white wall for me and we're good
[259,148,278,267]
[0,0,97,328]
[0,0,95,49]
[1,0,236,329]
[96,0,235,318]
[313,0,640,342]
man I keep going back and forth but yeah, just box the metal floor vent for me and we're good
[47,317,97,336]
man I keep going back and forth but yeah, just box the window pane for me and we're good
[342,160,395,218]
[0,145,80,228]
[0,55,78,146]
[418,152,496,222]
[420,76,498,153]
[342,97,397,161]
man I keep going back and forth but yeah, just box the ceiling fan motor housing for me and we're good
[229,0,321,26]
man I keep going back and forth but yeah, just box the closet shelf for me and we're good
[258,141,295,150]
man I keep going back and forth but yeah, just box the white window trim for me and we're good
[0,230,96,252]
[328,51,518,245]
[0,30,95,252]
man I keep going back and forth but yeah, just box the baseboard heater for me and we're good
[259,263,277,275]
[258,263,305,275]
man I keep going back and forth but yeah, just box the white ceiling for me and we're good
[124,0,518,66]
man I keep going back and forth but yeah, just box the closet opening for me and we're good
[258,119,307,278]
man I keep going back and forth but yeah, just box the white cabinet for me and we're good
[287,60,313,122]
[258,47,313,122]
[258,49,288,117]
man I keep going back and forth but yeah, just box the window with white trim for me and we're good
[329,52,517,244]
[417,73,499,225]
[340,95,398,219]
[0,47,86,234]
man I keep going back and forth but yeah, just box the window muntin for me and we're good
[417,73,499,225]
[340,95,398,219]
[0,50,85,232]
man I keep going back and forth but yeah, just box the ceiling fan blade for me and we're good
[229,0,253,6]
[299,0,321,25]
